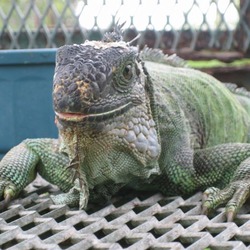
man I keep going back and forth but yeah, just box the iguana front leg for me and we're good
[0,139,75,206]
[0,139,125,208]
[158,142,250,221]
[194,143,250,221]
[0,142,38,205]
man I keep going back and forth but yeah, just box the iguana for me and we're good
[1,27,250,222]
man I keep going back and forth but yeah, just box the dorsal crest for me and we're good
[140,47,188,68]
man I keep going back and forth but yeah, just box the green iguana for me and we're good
[1,27,250,221]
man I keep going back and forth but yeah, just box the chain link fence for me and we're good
[1,0,250,55]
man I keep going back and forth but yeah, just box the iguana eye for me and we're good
[113,62,134,92]
[123,64,133,80]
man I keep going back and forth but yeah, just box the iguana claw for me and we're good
[1,194,11,210]
[226,211,234,222]
[0,180,17,209]
[201,206,208,216]
[202,181,250,222]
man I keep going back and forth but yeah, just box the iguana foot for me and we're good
[51,192,80,208]
[202,181,250,221]
[51,182,88,209]
[0,179,18,209]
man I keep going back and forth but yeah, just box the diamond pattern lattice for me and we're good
[0,0,250,52]
[1,176,250,249]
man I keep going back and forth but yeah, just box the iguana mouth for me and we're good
[55,102,133,122]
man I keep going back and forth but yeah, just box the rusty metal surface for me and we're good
[1,177,250,250]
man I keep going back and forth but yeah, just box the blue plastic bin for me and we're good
[0,49,58,158]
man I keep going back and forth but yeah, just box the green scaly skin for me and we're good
[1,29,250,221]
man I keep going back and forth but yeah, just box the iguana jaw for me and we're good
[55,102,132,122]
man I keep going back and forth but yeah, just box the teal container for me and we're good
[0,49,58,158]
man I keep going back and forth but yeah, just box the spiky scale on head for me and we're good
[102,23,125,43]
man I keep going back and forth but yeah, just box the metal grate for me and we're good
[1,0,250,53]
[1,176,250,249]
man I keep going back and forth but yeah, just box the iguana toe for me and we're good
[50,180,89,209]
[202,187,220,202]
[201,187,221,215]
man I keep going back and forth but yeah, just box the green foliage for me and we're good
[188,59,250,69]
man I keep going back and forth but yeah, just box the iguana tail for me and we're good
[224,83,250,115]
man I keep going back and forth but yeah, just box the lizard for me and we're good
[1,26,250,221]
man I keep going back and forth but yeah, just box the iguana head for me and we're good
[53,27,161,188]
[53,33,145,123]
